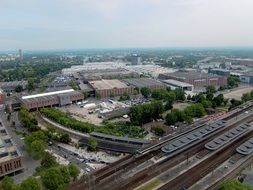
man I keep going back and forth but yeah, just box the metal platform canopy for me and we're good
[236,137,253,155]
[90,132,150,145]
[161,120,227,153]
[205,124,251,151]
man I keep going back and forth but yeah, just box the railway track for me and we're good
[67,101,253,190]
[158,129,253,190]
[81,112,253,190]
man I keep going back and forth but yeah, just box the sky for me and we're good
[1,0,253,50]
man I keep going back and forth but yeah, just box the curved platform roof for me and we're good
[205,124,251,150]
[236,137,253,155]
[161,120,227,153]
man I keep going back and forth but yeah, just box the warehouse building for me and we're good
[20,89,84,110]
[0,81,28,93]
[89,79,134,98]
[162,79,194,91]
[0,120,23,177]
[208,68,230,77]
[62,62,127,75]
[122,78,165,90]
[158,70,227,87]
[75,68,139,81]
[240,72,253,84]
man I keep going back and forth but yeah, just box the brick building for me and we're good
[0,120,23,177]
[20,89,84,110]
[158,70,227,87]
[89,79,134,98]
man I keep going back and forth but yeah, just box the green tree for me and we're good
[119,92,130,101]
[153,126,165,137]
[69,80,78,90]
[25,131,48,159]
[213,94,225,107]
[20,177,40,190]
[206,85,216,94]
[27,78,35,91]
[87,138,97,152]
[164,91,176,110]
[41,152,58,169]
[58,165,71,185]
[1,176,14,190]
[82,91,88,99]
[165,111,178,125]
[68,164,80,180]
[15,85,23,93]
[41,168,65,190]
[174,88,186,101]
[206,93,214,101]
[140,87,151,98]
[187,94,191,101]
[227,75,240,88]
[242,92,252,103]
[59,133,71,144]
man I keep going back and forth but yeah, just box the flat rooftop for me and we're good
[22,89,75,99]
[89,79,128,90]
[161,70,222,80]
[0,80,28,87]
[123,78,164,88]
[163,79,193,87]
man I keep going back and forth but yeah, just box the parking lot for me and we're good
[224,85,253,100]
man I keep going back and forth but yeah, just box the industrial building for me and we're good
[62,62,127,75]
[89,79,134,98]
[130,54,142,65]
[208,68,230,76]
[0,88,4,105]
[0,81,28,93]
[122,78,165,90]
[239,72,253,84]
[158,70,227,87]
[162,79,194,91]
[20,89,84,110]
[0,120,23,177]
[74,68,139,81]
[126,65,176,78]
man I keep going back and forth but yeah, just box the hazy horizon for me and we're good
[1,0,253,51]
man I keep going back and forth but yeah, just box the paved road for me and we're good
[49,145,95,173]
[0,111,40,183]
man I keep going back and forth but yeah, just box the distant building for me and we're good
[159,70,227,87]
[89,79,134,98]
[240,72,253,84]
[0,81,28,93]
[75,68,139,81]
[0,119,23,177]
[130,55,142,65]
[18,49,23,61]
[20,89,84,110]
[62,62,127,75]
[208,68,230,77]
[126,65,176,78]
[0,88,5,105]
[162,79,194,91]
[122,78,165,90]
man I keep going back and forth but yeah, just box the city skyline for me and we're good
[1,0,253,50]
